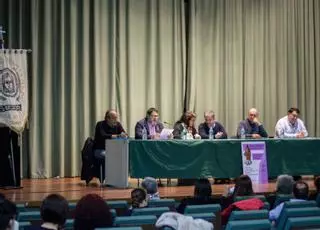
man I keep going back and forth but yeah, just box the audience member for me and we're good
[309,176,320,200]
[267,175,294,208]
[141,177,160,200]
[177,179,220,214]
[0,195,18,230]
[126,188,148,216]
[73,194,113,230]
[269,181,309,223]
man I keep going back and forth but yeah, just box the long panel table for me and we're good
[129,138,320,179]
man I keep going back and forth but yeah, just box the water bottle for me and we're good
[209,126,214,140]
[240,126,246,139]
[182,125,187,140]
[142,127,148,140]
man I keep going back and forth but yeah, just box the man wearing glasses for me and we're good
[275,107,308,138]
[236,108,268,139]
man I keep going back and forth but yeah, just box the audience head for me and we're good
[194,179,212,199]
[247,108,259,122]
[141,177,158,195]
[179,111,196,128]
[0,196,17,230]
[287,107,300,124]
[104,109,118,126]
[146,108,159,124]
[314,176,320,192]
[204,111,215,127]
[131,188,147,209]
[233,175,254,198]
[40,194,68,228]
[74,194,113,230]
[293,181,309,200]
[276,175,294,194]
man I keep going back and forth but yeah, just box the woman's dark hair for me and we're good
[178,111,196,127]
[40,194,68,227]
[74,194,113,230]
[131,188,147,208]
[0,197,17,230]
[194,179,212,199]
[232,175,254,199]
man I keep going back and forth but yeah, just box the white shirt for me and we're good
[275,116,308,138]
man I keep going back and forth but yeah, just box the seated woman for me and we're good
[28,194,69,230]
[309,176,320,200]
[177,178,220,213]
[221,175,264,225]
[126,188,148,216]
[172,111,199,139]
[73,194,113,230]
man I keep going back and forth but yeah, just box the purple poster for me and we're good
[241,141,268,184]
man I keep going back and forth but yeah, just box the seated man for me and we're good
[198,110,227,139]
[236,108,268,138]
[275,107,308,138]
[135,108,164,139]
[94,109,127,160]
[269,181,309,223]
[141,177,160,200]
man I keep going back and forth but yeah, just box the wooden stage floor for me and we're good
[0,177,316,206]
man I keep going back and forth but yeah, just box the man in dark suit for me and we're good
[198,110,227,139]
[135,108,164,139]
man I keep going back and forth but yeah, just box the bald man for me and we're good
[93,110,127,159]
[236,108,268,139]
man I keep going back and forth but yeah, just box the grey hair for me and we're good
[276,174,294,194]
[141,177,158,194]
[204,110,215,118]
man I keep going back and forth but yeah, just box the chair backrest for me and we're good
[283,200,317,209]
[229,210,268,221]
[284,216,320,230]
[64,219,74,230]
[95,227,142,230]
[131,207,169,217]
[184,204,221,214]
[107,200,128,209]
[235,195,266,202]
[316,193,320,207]
[17,211,41,221]
[114,215,157,227]
[148,199,175,208]
[16,204,26,212]
[276,207,320,230]
[263,202,270,210]
[185,212,216,223]
[273,194,293,208]
[225,219,271,230]
[18,221,31,229]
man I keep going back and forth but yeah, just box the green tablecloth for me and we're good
[129,139,320,178]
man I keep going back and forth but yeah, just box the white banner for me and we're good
[0,50,28,133]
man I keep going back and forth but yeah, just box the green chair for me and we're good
[235,195,266,202]
[284,216,320,230]
[225,219,271,230]
[273,194,293,208]
[263,202,270,210]
[96,227,142,230]
[131,207,169,217]
[276,207,320,230]
[68,202,77,210]
[148,199,175,208]
[185,212,216,222]
[114,215,157,227]
[283,200,317,209]
[17,204,26,212]
[64,219,74,230]
[17,211,41,221]
[316,193,320,207]
[229,210,268,221]
[184,204,221,214]
[18,221,31,230]
[107,200,128,209]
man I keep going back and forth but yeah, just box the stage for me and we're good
[0,177,316,206]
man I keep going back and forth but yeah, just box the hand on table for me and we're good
[252,134,261,139]
[215,132,223,139]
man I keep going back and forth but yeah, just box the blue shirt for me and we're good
[269,198,306,221]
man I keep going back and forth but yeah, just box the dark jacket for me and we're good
[198,122,228,139]
[236,119,268,138]
[94,120,125,149]
[172,122,197,139]
[134,118,164,139]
